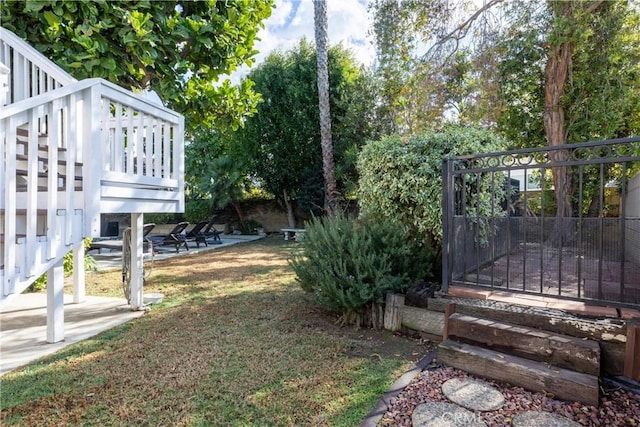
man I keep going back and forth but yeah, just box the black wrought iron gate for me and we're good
[442,137,640,308]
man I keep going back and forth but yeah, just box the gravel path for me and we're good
[380,365,640,426]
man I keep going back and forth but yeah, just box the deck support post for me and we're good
[46,258,64,343]
[129,213,144,310]
[72,241,85,303]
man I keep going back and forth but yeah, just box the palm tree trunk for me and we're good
[314,0,341,216]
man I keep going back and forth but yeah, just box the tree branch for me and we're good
[585,0,605,14]
[422,0,506,61]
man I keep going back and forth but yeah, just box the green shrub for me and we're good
[28,238,97,292]
[290,215,433,328]
[143,212,177,225]
[184,199,213,223]
[357,125,508,259]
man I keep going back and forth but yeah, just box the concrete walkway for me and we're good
[0,234,264,376]
[0,293,144,376]
[91,234,264,271]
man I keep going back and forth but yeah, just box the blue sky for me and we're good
[231,0,373,83]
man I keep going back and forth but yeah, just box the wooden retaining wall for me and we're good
[384,293,638,379]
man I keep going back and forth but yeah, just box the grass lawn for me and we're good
[1,236,431,426]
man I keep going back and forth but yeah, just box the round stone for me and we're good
[441,377,505,411]
[412,402,487,427]
[512,411,582,427]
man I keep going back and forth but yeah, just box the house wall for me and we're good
[626,172,640,265]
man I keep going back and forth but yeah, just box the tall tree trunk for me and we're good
[543,1,574,243]
[543,1,603,243]
[543,38,573,220]
[283,189,296,228]
[314,0,341,217]
[232,201,246,229]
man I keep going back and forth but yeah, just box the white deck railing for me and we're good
[1,78,185,234]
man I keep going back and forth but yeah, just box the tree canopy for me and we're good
[368,0,640,143]
[1,0,274,131]
[234,39,377,224]
[369,0,640,228]
[498,0,640,147]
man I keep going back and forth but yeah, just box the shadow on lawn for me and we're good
[2,237,431,425]
[2,282,430,426]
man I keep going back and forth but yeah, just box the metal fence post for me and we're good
[442,158,453,292]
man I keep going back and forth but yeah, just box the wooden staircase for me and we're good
[1,124,85,300]
[16,127,83,192]
[0,26,185,342]
[438,303,602,406]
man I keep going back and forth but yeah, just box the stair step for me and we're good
[16,127,46,139]
[16,143,69,156]
[0,209,48,216]
[447,313,601,376]
[16,153,82,168]
[16,169,83,181]
[437,339,600,406]
[0,234,47,244]
[16,184,49,192]
[16,185,83,192]
[0,209,69,216]
[428,297,627,344]
[16,169,83,191]
[16,126,46,137]
[15,127,72,157]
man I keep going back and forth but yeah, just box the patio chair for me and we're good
[202,215,222,243]
[146,222,190,253]
[185,220,209,248]
[89,223,156,253]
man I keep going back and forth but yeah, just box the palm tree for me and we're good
[200,155,247,227]
[313,0,341,216]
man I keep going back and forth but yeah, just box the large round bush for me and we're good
[357,126,507,252]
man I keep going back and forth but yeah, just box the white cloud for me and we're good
[227,0,374,84]
[269,0,293,27]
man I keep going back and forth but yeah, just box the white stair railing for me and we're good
[0,26,184,306]
[0,27,76,105]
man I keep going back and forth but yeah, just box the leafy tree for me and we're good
[1,0,274,131]
[235,40,377,226]
[369,0,640,232]
[542,1,603,223]
[369,0,502,134]
[313,0,341,216]
[185,128,249,224]
[498,0,640,228]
